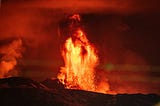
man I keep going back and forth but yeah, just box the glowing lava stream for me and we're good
[57,14,109,93]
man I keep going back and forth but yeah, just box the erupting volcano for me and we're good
[57,14,110,93]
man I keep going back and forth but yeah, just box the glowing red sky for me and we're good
[0,0,160,94]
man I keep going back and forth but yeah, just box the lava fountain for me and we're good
[57,14,110,93]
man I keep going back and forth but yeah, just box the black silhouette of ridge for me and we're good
[0,77,159,106]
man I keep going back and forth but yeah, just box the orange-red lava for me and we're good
[57,14,110,94]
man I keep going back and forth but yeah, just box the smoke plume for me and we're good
[0,39,24,78]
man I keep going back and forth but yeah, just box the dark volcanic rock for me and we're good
[41,78,65,89]
[0,88,159,106]
[0,77,47,89]
[0,88,60,106]
[0,77,159,106]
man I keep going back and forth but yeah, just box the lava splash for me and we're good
[57,14,110,93]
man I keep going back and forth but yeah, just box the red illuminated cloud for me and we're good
[1,0,159,14]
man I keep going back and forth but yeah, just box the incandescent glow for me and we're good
[57,14,110,93]
[0,39,23,78]
[58,29,98,91]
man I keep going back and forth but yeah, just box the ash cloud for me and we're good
[0,39,23,78]
[0,3,63,80]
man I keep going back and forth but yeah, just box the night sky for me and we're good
[0,0,160,94]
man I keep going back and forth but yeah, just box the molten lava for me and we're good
[57,14,110,93]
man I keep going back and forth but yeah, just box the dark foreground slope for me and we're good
[0,77,159,106]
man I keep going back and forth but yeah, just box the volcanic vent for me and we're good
[56,14,110,93]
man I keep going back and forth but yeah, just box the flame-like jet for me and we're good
[57,14,110,93]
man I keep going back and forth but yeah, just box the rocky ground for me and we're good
[0,77,159,106]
